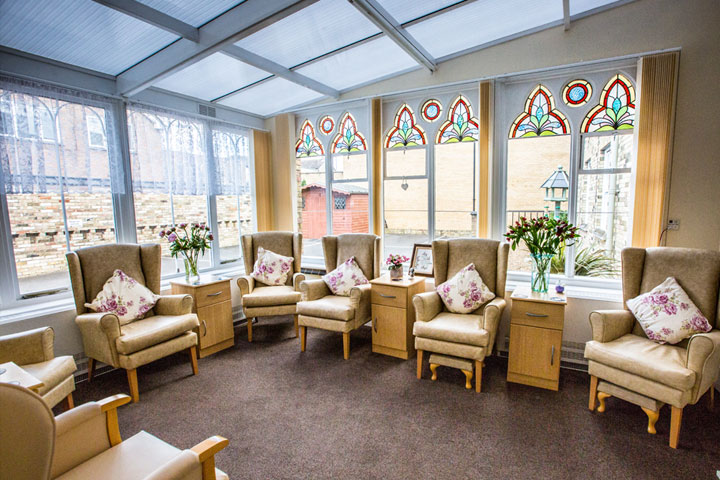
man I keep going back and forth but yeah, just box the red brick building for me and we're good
[301,183,368,238]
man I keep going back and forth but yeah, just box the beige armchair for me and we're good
[66,244,199,403]
[0,327,77,409]
[0,383,229,480]
[413,238,509,392]
[236,231,304,342]
[296,233,381,359]
[585,247,720,448]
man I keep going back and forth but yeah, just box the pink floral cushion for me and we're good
[626,277,712,344]
[322,256,369,296]
[84,269,159,325]
[251,248,294,286]
[436,263,495,314]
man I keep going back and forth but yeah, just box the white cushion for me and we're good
[85,270,158,325]
[626,276,712,344]
[251,247,293,286]
[322,256,369,296]
[436,263,495,314]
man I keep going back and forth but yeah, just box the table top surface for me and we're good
[511,286,567,305]
[371,274,426,288]
[170,275,232,288]
[0,361,44,392]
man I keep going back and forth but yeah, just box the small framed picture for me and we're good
[410,244,433,277]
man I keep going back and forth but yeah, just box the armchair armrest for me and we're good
[482,297,506,355]
[588,310,635,343]
[0,326,54,365]
[293,272,306,292]
[300,278,331,301]
[349,283,372,322]
[237,275,255,299]
[191,435,229,480]
[412,292,443,323]
[686,330,720,401]
[154,295,194,316]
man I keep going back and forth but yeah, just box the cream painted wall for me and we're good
[265,114,296,232]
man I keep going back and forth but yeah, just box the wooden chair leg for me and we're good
[127,368,139,403]
[294,314,299,338]
[669,406,683,449]
[462,369,473,390]
[429,363,438,381]
[247,317,253,342]
[597,392,611,413]
[342,332,350,360]
[588,375,599,411]
[87,357,96,383]
[641,407,660,434]
[416,350,423,379]
[707,387,715,411]
[64,393,74,410]
[188,346,199,375]
[300,326,307,352]
[475,360,483,393]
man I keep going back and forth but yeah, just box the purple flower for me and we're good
[116,306,128,316]
[663,303,677,315]
[167,233,177,242]
[653,294,669,305]
[179,223,187,228]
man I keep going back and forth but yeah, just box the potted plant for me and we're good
[505,216,579,293]
[160,223,213,283]
[386,254,410,281]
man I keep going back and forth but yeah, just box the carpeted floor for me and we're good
[70,316,720,480]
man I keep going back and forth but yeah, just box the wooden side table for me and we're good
[507,286,567,391]
[171,277,234,358]
[0,361,43,392]
[370,274,425,360]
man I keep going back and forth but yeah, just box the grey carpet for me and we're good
[69,316,720,479]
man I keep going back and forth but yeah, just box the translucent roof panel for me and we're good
[570,0,622,15]
[295,36,419,91]
[0,0,178,75]
[137,0,244,28]
[406,0,563,60]
[376,0,463,24]
[218,78,324,117]
[152,53,270,101]
[236,0,380,69]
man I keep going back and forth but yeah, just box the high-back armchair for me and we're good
[296,234,381,359]
[584,247,720,448]
[237,232,304,342]
[412,238,509,392]
[67,244,200,403]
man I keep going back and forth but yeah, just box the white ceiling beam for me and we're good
[221,45,339,99]
[116,0,319,97]
[348,0,437,72]
[90,0,199,42]
[563,0,571,31]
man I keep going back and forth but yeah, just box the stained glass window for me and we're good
[331,113,367,153]
[385,104,426,148]
[421,99,442,122]
[318,115,334,135]
[509,85,570,138]
[436,95,479,143]
[295,119,324,157]
[563,79,592,107]
[581,74,635,132]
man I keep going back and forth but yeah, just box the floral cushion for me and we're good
[626,277,712,344]
[251,248,293,286]
[436,263,495,314]
[85,270,159,325]
[322,257,369,296]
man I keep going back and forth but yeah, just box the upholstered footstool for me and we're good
[597,381,666,434]
[428,353,476,389]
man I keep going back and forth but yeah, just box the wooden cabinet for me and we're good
[507,286,566,391]
[369,275,425,360]
[171,277,234,358]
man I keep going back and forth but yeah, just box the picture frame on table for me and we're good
[410,244,433,277]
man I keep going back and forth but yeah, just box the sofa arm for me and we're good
[236,275,254,299]
[412,292,442,323]
[686,330,720,402]
[293,272,306,292]
[349,283,372,322]
[588,310,635,343]
[155,295,194,315]
[75,312,122,367]
[300,278,331,301]
[0,326,54,365]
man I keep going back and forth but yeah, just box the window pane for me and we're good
[506,136,571,272]
[383,178,428,260]
[435,142,477,238]
[333,152,367,180]
[331,181,369,235]
[216,194,247,265]
[386,148,425,177]
[297,155,326,264]
[581,134,633,170]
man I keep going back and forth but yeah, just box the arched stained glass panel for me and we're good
[295,119,324,157]
[385,104,426,148]
[509,85,570,138]
[332,113,367,153]
[436,95,478,143]
[581,74,635,132]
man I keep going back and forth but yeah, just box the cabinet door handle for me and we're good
[373,317,378,333]
[526,312,548,318]
[550,345,555,366]
[206,292,223,297]
[201,320,207,337]
[378,293,396,299]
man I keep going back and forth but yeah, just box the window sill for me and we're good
[506,272,622,302]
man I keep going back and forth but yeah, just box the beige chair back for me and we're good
[322,234,381,281]
[241,232,302,286]
[66,244,162,315]
[621,247,720,331]
[0,383,55,480]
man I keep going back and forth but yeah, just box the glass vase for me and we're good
[184,255,200,284]
[530,253,553,293]
[389,266,403,280]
